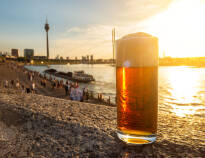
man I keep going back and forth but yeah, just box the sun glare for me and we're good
[147,0,205,57]
[168,67,200,104]
[165,66,205,117]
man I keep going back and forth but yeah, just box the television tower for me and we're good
[45,18,50,59]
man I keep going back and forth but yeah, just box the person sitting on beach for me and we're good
[26,87,31,93]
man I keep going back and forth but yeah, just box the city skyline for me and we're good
[1,0,205,58]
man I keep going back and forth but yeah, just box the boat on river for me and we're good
[44,69,95,83]
[44,69,57,74]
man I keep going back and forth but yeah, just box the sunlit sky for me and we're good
[0,0,205,58]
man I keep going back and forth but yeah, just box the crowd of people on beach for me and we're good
[40,73,90,102]
[0,62,112,105]
[1,65,37,94]
[1,62,91,102]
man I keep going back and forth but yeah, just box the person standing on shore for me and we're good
[16,80,20,89]
[4,80,8,88]
[52,78,56,89]
[76,85,83,102]
[60,80,64,88]
[30,74,33,81]
[21,85,25,93]
[32,72,35,79]
[70,84,76,100]
[26,87,31,93]
[49,75,52,81]
[31,82,36,93]
[64,81,70,95]
[44,79,47,88]
[10,80,14,87]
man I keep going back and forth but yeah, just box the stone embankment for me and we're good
[0,88,204,157]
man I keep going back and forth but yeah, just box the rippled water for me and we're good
[25,64,205,117]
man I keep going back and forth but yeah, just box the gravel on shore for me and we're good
[0,88,204,158]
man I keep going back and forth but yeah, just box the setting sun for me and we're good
[147,0,205,57]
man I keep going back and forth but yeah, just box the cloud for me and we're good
[55,25,113,59]
[54,0,174,58]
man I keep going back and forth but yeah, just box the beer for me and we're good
[116,32,158,144]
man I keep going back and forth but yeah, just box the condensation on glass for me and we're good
[116,32,158,145]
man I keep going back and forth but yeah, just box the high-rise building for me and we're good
[90,55,93,61]
[87,55,89,61]
[24,49,34,58]
[11,49,19,58]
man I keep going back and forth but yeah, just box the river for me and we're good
[25,64,205,118]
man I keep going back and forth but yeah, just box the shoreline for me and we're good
[0,62,115,107]
[26,63,205,67]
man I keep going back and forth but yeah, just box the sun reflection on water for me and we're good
[170,104,204,117]
[167,67,202,117]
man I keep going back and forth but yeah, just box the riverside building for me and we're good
[11,49,19,58]
[24,49,34,59]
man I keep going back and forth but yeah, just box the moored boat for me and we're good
[44,69,95,83]
[72,71,95,82]
[44,69,57,74]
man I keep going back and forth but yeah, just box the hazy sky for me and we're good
[1,0,205,58]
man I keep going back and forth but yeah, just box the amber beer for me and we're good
[116,32,158,144]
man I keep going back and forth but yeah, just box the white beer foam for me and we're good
[116,32,158,67]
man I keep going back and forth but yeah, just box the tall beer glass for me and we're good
[116,32,158,144]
